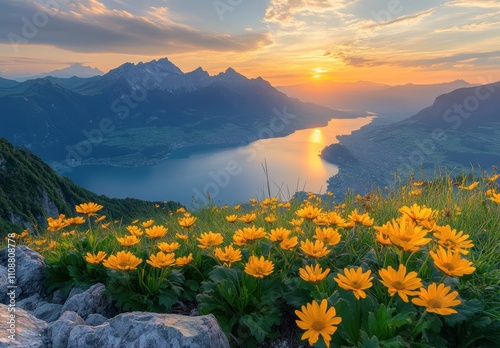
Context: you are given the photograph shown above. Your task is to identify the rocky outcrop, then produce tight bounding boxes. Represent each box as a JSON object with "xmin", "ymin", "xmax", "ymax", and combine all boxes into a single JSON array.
[{"xmin": 0, "ymin": 246, "xmax": 230, "ymax": 348}]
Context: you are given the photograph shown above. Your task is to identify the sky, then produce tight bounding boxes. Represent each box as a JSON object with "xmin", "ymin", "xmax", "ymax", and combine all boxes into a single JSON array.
[{"xmin": 0, "ymin": 0, "xmax": 499, "ymax": 85}]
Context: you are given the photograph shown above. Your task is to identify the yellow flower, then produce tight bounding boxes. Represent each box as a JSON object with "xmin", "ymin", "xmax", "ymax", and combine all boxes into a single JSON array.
[
  {"xmin": 334, "ymin": 267, "xmax": 373, "ymax": 300},
  {"xmin": 233, "ymin": 204, "xmax": 241, "ymax": 210},
  {"xmin": 410, "ymin": 189, "xmax": 422, "ymax": 196},
  {"xmin": 116, "ymin": 235, "xmax": 140, "ymax": 247},
  {"xmin": 215, "ymin": 245, "xmax": 242, "ymax": 266},
  {"xmin": 131, "ymin": 219, "xmax": 139, "ymax": 224},
  {"xmin": 85, "ymin": 251, "xmax": 107, "ymax": 264},
  {"xmin": 157, "ymin": 242, "xmax": 180, "ymax": 253},
  {"xmin": 65, "ymin": 216, "xmax": 86, "ymax": 225},
  {"xmin": 374, "ymin": 217, "xmax": 431, "ymax": 253},
  {"xmin": 103, "ymin": 251, "xmax": 142, "ymax": 271},
  {"xmin": 75, "ymin": 202, "xmax": 103, "ymax": 217},
  {"xmin": 95, "ymin": 215, "xmax": 107, "ymax": 222},
  {"xmin": 300, "ymin": 239, "xmax": 330, "ymax": 259},
  {"xmin": 347, "ymin": 209, "xmax": 374, "ymax": 227},
  {"xmin": 126, "ymin": 225, "xmax": 143, "ymax": 237},
  {"xmin": 299, "ymin": 264, "xmax": 330, "ymax": 283},
  {"xmin": 413, "ymin": 180, "xmax": 424, "ymax": 187},
  {"xmin": 268, "ymin": 227, "xmax": 291, "ymax": 242},
  {"xmin": 141, "ymin": 219, "xmax": 154, "ymax": 228},
  {"xmin": 146, "ymin": 251, "xmax": 176, "ymax": 268},
  {"xmin": 313, "ymin": 213, "xmax": 329, "ymax": 226},
  {"xmin": 226, "ymin": 214, "xmax": 238, "ymax": 223},
  {"xmin": 47, "ymin": 214, "xmax": 69, "ymax": 232},
  {"xmin": 197, "ymin": 231, "xmax": 224, "ymax": 249},
  {"xmin": 179, "ymin": 216, "xmax": 197, "ymax": 228},
  {"xmin": 433, "ymin": 225, "xmax": 474, "ymax": 255},
  {"xmin": 489, "ymin": 192, "xmax": 500, "ymax": 204},
  {"xmin": 175, "ymin": 253, "xmax": 193, "ymax": 266},
  {"xmin": 295, "ymin": 206, "xmax": 322, "ymax": 220},
  {"xmin": 458, "ymin": 181, "xmax": 479, "ymax": 190},
  {"xmin": 176, "ymin": 207, "xmax": 187, "ymax": 214},
  {"xmin": 485, "ymin": 173, "xmax": 500, "ymax": 182},
  {"xmin": 327, "ymin": 191, "xmax": 334, "ymax": 196},
  {"xmin": 430, "ymin": 247, "xmax": 475, "ymax": 277},
  {"xmin": 378, "ymin": 264, "xmax": 422, "ymax": 302},
  {"xmin": 327, "ymin": 212, "xmax": 348, "ymax": 227},
  {"xmin": 48, "ymin": 241, "xmax": 58, "ymax": 249},
  {"xmin": 280, "ymin": 237, "xmax": 298, "ymax": 250},
  {"xmin": 176, "ymin": 233, "xmax": 189, "ymax": 241},
  {"xmin": 411, "ymin": 283, "xmax": 461, "ymax": 315},
  {"xmin": 34, "ymin": 239, "xmax": 46, "ymax": 246},
  {"xmin": 244, "ymin": 256, "xmax": 274, "ymax": 278},
  {"xmin": 233, "ymin": 226, "xmax": 266, "ymax": 245},
  {"xmin": 265, "ymin": 214, "xmax": 277, "ymax": 223},
  {"xmin": 101, "ymin": 222, "xmax": 111, "ymax": 229},
  {"xmin": 399, "ymin": 204, "xmax": 438, "ymax": 226},
  {"xmin": 290, "ymin": 218, "xmax": 304, "ymax": 227},
  {"xmin": 145, "ymin": 225, "xmax": 168, "ymax": 239},
  {"xmin": 239, "ymin": 213, "xmax": 257, "ymax": 223},
  {"xmin": 314, "ymin": 227, "xmax": 341, "ymax": 246},
  {"xmin": 295, "ymin": 299, "xmax": 342, "ymax": 348}
]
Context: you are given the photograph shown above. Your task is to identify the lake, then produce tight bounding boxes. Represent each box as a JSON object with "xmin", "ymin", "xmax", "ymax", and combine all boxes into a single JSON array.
[{"xmin": 63, "ymin": 116, "xmax": 374, "ymax": 207}]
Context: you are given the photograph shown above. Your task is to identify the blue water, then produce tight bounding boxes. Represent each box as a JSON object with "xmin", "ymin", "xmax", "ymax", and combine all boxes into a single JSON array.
[{"xmin": 63, "ymin": 117, "xmax": 373, "ymax": 207}]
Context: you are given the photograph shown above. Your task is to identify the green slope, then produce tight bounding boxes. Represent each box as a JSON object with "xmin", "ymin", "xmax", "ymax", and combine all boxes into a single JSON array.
[{"xmin": 0, "ymin": 138, "xmax": 182, "ymax": 237}]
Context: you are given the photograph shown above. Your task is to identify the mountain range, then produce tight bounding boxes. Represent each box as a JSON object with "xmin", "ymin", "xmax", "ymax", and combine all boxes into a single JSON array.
[
  {"xmin": 0, "ymin": 58, "xmax": 349, "ymax": 169},
  {"xmin": 12, "ymin": 63, "xmax": 104, "ymax": 81},
  {"xmin": 323, "ymin": 81, "xmax": 500, "ymax": 195},
  {"xmin": 278, "ymin": 80, "xmax": 474, "ymax": 118}
]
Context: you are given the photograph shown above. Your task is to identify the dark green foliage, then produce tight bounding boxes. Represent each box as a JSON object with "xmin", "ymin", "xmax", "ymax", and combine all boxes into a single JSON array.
[{"xmin": 0, "ymin": 138, "xmax": 182, "ymax": 238}]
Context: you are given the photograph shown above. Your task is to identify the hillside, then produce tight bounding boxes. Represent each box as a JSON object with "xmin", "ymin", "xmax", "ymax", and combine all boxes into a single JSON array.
[
  {"xmin": 324, "ymin": 81, "xmax": 500, "ymax": 196},
  {"xmin": 0, "ymin": 58, "xmax": 351, "ymax": 168},
  {"xmin": 0, "ymin": 138, "xmax": 181, "ymax": 236}
]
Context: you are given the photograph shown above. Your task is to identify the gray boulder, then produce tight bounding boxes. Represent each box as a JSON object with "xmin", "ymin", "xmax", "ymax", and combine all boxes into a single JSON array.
[
  {"xmin": 85, "ymin": 313, "xmax": 107, "ymax": 326},
  {"xmin": 0, "ymin": 303, "xmax": 48, "ymax": 348},
  {"xmin": 66, "ymin": 312, "xmax": 230, "ymax": 348},
  {"xmin": 0, "ymin": 246, "xmax": 46, "ymax": 300},
  {"xmin": 34, "ymin": 302, "xmax": 63, "ymax": 323},
  {"xmin": 47, "ymin": 311, "xmax": 85, "ymax": 348},
  {"xmin": 61, "ymin": 283, "xmax": 115, "ymax": 320}
]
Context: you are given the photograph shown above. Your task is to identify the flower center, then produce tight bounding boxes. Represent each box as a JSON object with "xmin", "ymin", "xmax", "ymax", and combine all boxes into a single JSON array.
[
  {"xmin": 392, "ymin": 281, "xmax": 405, "ymax": 290},
  {"xmin": 351, "ymin": 281, "xmax": 360, "ymax": 289},
  {"xmin": 442, "ymin": 262, "xmax": 455, "ymax": 271},
  {"xmin": 311, "ymin": 320, "xmax": 325, "ymax": 332},
  {"xmin": 427, "ymin": 299, "xmax": 442, "ymax": 308},
  {"xmin": 255, "ymin": 267, "xmax": 263, "ymax": 274}
]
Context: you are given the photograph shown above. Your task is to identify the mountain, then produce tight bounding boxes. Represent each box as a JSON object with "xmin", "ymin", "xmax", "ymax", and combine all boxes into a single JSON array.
[
  {"xmin": 0, "ymin": 77, "xmax": 19, "ymax": 88},
  {"xmin": 0, "ymin": 138, "xmax": 181, "ymax": 236},
  {"xmin": 278, "ymin": 80, "xmax": 474, "ymax": 118},
  {"xmin": 22, "ymin": 63, "xmax": 104, "ymax": 80},
  {"xmin": 323, "ymin": 81, "xmax": 500, "ymax": 196},
  {"xmin": 0, "ymin": 58, "xmax": 352, "ymax": 168}
]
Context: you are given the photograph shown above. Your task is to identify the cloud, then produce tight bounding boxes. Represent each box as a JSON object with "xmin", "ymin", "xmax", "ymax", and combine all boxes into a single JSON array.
[
  {"xmin": 0, "ymin": 0, "xmax": 272, "ymax": 54},
  {"xmin": 264, "ymin": 0, "xmax": 346, "ymax": 24},
  {"xmin": 446, "ymin": 0, "xmax": 500, "ymax": 9},
  {"xmin": 362, "ymin": 9, "xmax": 435, "ymax": 30},
  {"xmin": 399, "ymin": 51, "xmax": 500, "ymax": 68},
  {"xmin": 435, "ymin": 21, "xmax": 500, "ymax": 33}
]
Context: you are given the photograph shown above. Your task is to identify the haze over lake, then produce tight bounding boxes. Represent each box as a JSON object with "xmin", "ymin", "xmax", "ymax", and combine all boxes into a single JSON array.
[{"xmin": 63, "ymin": 116, "xmax": 373, "ymax": 206}]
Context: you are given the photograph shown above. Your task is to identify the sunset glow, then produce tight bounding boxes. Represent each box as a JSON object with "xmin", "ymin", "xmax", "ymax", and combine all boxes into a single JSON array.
[{"xmin": 0, "ymin": 1, "xmax": 499, "ymax": 85}]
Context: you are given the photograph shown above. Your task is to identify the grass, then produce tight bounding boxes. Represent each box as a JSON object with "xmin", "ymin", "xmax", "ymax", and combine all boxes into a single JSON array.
[{"xmin": 5, "ymin": 169, "xmax": 500, "ymax": 347}]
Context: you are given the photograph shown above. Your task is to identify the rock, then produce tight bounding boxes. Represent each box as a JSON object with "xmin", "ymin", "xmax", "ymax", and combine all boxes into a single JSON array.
[
  {"xmin": 85, "ymin": 313, "xmax": 107, "ymax": 326},
  {"xmin": 51, "ymin": 289, "xmax": 66, "ymax": 305},
  {"xmin": 0, "ymin": 246, "xmax": 46, "ymax": 300},
  {"xmin": 67, "ymin": 312, "xmax": 230, "ymax": 348},
  {"xmin": 67, "ymin": 287, "xmax": 84, "ymax": 300},
  {"xmin": 33, "ymin": 302, "xmax": 63, "ymax": 323},
  {"xmin": 61, "ymin": 283, "xmax": 115, "ymax": 320},
  {"xmin": 0, "ymin": 265, "xmax": 9, "ymax": 304},
  {"xmin": 47, "ymin": 311, "xmax": 85, "ymax": 348},
  {"xmin": 17, "ymin": 294, "xmax": 44, "ymax": 312},
  {"xmin": 0, "ymin": 303, "xmax": 48, "ymax": 348}
]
